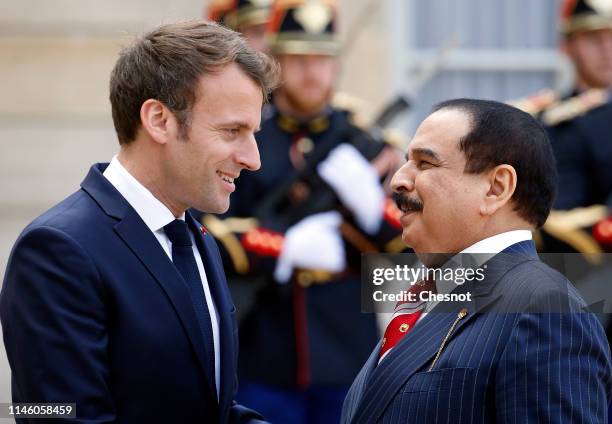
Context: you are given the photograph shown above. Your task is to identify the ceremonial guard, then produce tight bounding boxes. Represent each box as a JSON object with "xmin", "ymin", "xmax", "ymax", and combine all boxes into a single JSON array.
[
  {"xmin": 510, "ymin": 6, "xmax": 612, "ymax": 400},
  {"xmin": 201, "ymin": 0, "xmax": 404, "ymax": 422},
  {"xmin": 508, "ymin": 0, "xmax": 612, "ymax": 255},
  {"xmin": 206, "ymin": 0, "xmax": 272, "ymax": 52}
]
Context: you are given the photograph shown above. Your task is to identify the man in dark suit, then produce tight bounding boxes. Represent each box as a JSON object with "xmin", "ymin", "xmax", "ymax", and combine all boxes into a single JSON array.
[
  {"xmin": 0, "ymin": 21, "xmax": 278, "ymax": 423},
  {"xmin": 341, "ymin": 99, "xmax": 612, "ymax": 423}
]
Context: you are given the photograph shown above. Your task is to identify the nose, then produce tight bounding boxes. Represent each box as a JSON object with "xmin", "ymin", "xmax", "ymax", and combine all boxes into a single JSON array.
[
  {"xmin": 390, "ymin": 161, "xmax": 415, "ymax": 194},
  {"xmin": 237, "ymin": 134, "xmax": 261, "ymax": 171}
]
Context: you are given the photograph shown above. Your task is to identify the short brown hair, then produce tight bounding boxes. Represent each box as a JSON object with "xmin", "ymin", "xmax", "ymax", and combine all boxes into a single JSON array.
[{"xmin": 109, "ymin": 21, "xmax": 279, "ymax": 144}]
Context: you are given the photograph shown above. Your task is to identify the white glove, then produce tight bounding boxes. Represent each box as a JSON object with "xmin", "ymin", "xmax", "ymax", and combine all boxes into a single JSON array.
[
  {"xmin": 317, "ymin": 143, "xmax": 384, "ymax": 234},
  {"xmin": 274, "ymin": 211, "xmax": 346, "ymax": 283}
]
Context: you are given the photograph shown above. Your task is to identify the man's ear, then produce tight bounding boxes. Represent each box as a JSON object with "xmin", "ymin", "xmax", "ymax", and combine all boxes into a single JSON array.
[
  {"xmin": 480, "ymin": 165, "xmax": 517, "ymax": 216},
  {"xmin": 139, "ymin": 99, "xmax": 179, "ymax": 145}
]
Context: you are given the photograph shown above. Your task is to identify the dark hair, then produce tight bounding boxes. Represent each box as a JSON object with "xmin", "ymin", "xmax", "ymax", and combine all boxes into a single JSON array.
[
  {"xmin": 109, "ymin": 21, "xmax": 279, "ymax": 144},
  {"xmin": 432, "ymin": 98, "xmax": 557, "ymax": 228}
]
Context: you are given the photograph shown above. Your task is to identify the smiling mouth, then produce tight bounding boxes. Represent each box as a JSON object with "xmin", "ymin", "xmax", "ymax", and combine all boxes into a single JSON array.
[{"xmin": 216, "ymin": 171, "xmax": 237, "ymax": 184}]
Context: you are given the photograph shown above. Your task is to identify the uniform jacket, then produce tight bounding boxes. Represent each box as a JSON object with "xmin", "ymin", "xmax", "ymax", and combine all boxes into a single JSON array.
[{"xmin": 548, "ymin": 100, "xmax": 612, "ymax": 210}]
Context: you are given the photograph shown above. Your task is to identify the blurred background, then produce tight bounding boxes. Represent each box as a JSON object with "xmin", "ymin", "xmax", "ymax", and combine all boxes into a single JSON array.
[{"xmin": 0, "ymin": 0, "xmax": 570, "ymax": 416}]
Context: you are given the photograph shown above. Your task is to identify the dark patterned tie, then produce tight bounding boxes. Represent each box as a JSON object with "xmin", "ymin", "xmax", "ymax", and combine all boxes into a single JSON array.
[{"xmin": 164, "ymin": 219, "xmax": 216, "ymax": 392}]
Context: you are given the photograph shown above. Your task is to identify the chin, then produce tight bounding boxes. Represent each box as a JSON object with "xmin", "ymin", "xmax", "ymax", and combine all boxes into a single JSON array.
[
  {"xmin": 304, "ymin": 98, "xmax": 326, "ymax": 111},
  {"xmin": 401, "ymin": 233, "xmax": 413, "ymax": 248},
  {"xmin": 401, "ymin": 226, "xmax": 419, "ymax": 248},
  {"xmin": 195, "ymin": 198, "xmax": 230, "ymax": 215},
  {"xmin": 210, "ymin": 201, "xmax": 230, "ymax": 215}
]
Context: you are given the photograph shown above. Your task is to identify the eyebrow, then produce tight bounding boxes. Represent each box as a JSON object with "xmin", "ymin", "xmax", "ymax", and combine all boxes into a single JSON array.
[
  {"xmin": 406, "ymin": 147, "xmax": 441, "ymax": 162},
  {"xmin": 220, "ymin": 121, "xmax": 260, "ymax": 132}
]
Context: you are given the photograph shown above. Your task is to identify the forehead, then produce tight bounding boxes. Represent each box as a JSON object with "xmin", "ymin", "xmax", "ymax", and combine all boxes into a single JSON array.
[
  {"xmin": 187, "ymin": 64, "xmax": 263, "ymax": 132},
  {"xmin": 193, "ymin": 63, "xmax": 263, "ymax": 116},
  {"xmin": 196, "ymin": 63, "xmax": 262, "ymax": 100},
  {"xmin": 408, "ymin": 108, "xmax": 471, "ymax": 158}
]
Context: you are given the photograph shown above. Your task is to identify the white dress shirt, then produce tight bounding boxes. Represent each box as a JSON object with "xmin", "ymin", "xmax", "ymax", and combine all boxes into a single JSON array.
[{"xmin": 103, "ymin": 156, "xmax": 220, "ymax": 396}]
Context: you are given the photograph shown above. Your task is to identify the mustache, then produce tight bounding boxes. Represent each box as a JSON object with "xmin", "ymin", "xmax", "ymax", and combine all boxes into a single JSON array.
[{"xmin": 392, "ymin": 192, "xmax": 423, "ymax": 213}]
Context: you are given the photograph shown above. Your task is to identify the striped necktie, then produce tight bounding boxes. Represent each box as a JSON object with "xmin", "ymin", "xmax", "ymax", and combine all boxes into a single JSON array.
[{"xmin": 378, "ymin": 278, "xmax": 436, "ymax": 362}]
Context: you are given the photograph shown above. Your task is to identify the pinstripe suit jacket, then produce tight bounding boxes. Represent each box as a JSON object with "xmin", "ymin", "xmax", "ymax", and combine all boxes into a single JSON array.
[{"xmin": 342, "ymin": 241, "xmax": 612, "ymax": 423}]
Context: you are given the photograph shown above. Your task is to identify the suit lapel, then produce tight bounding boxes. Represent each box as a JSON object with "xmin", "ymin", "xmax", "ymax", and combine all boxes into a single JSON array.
[
  {"xmin": 351, "ymin": 241, "xmax": 539, "ymax": 423},
  {"xmin": 81, "ymin": 164, "xmax": 219, "ymax": 405},
  {"xmin": 188, "ymin": 213, "xmax": 236, "ymax": 423}
]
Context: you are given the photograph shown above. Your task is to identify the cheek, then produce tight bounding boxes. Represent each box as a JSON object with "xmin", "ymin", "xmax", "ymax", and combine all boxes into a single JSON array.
[
  {"xmin": 308, "ymin": 68, "xmax": 334, "ymax": 91},
  {"xmin": 417, "ymin": 176, "xmax": 475, "ymax": 223},
  {"xmin": 282, "ymin": 66, "xmax": 304, "ymax": 89},
  {"xmin": 415, "ymin": 173, "xmax": 447, "ymax": 205},
  {"xmin": 322, "ymin": 66, "xmax": 336, "ymax": 86},
  {"xmin": 576, "ymin": 44, "xmax": 599, "ymax": 67}
]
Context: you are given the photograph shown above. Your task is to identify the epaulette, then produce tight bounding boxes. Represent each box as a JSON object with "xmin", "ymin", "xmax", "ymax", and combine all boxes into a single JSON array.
[
  {"xmin": 332, "ymin": 91, "xmax": 370, "ymax": 129},
  {"xmin": 332, "ymin": 91, "xmax": 368, "ymax": 114},
  {"xmin": 506, "ymin": 89, "xmax": 559, "ymax": 116},
  {"xmin": 541, "ymin": 88, "xmax": 609, "ymax": 126},
  {"xmin": 332, "ymin": 92, "xmax": 407, "ymax": 149},
  {"xmin": 201, "ymin": 215, "xmax": 258, "ymax": 275},
  {"xmin": 380, "ymin": 128, "xmax": 406, "ymax": 149},
  {"xmin": 542, "ymin": 204, "xmax": 609, "ymax": 264}
]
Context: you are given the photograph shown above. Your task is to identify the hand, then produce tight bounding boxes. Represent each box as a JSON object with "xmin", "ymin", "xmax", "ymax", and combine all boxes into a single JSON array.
[
  {"xmin": 274, "ymin": 211, "xmax": 346, "ymax": 283},
  {"xmin": 317, "ymin": 143, "xmax": 384, "ymax": 234}
]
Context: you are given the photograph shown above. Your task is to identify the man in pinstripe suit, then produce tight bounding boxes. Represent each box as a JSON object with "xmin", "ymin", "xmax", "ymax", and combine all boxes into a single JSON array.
[{"xmin": 341, "ymin": 99, "xmax": 612, "ymax": 423}]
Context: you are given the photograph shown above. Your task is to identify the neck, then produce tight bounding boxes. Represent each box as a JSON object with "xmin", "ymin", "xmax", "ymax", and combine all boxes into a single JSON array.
[
  {"xmin": 117, "ymin": 145, "xmax": 186, "ymax": 218},
  {"xmin": 468, "ymin": 217, "xmax": 533, "ymax": 249}
]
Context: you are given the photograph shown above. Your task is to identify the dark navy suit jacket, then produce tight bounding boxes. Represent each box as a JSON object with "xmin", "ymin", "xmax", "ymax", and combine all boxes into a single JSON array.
[
  {"xmin": 0, "ymin": 164, "xmax": 265, "ymax": 423},
  {"xmin": 341, "ymin": 241, "xmax": 612, "ymax": 423}
]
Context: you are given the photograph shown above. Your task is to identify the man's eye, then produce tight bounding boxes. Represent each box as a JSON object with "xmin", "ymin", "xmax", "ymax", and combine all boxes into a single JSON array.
[
  {"xmin": 225, "ymin": 128, "xmax": 240, "ymax": 136},
  {"xmin": 417, "ymin": 160, "xmax": 434, "ymax": 169}
]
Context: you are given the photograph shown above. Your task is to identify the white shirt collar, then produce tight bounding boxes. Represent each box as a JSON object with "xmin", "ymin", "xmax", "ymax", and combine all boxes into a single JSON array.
[
  {"xmin": 425, "ymin": 230, "xmax": 533, "ymax": 306},
  {"xmin": 460, "ymin": 230, "xmax": 533, "ymax": 255},
  {"xmin": 103, "ymin": 155, "xmax": 184, "ymax": 232}
]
